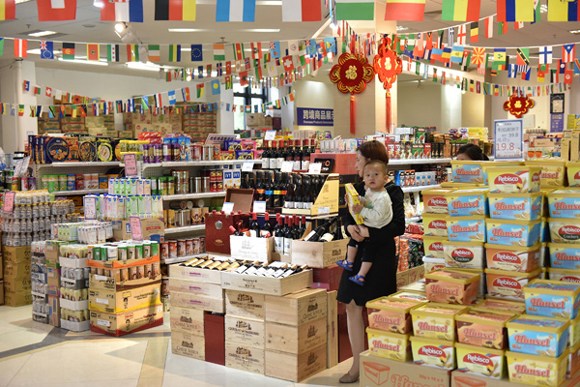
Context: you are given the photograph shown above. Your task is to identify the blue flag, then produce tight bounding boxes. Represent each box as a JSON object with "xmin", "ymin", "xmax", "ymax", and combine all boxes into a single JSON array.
[
  {"xmin": 210, "ymin": 79, "xmax": 221, "ymax": 95},
  {"xmin": 191, "ymin": 44, "xmax": 203, "ymax": 61}
]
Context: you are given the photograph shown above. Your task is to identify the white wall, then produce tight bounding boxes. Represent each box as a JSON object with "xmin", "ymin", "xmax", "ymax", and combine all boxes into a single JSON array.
[
  {"xmin": 293, "ymin": 78, "xmax": 335, "ymax": 132},
  {"xmin": 398, "ymin": 81, "xmax": 442, "ymax": 128}
]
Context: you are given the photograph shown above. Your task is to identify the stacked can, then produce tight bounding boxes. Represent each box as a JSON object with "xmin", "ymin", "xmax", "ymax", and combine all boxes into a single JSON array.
[
  {"xmin": 160, "ymin": 237, "xmax": 206, "ymax": 262},
  {"xmin": 172, "ymin": 170, "xmax": 190, "ymax": 194}
]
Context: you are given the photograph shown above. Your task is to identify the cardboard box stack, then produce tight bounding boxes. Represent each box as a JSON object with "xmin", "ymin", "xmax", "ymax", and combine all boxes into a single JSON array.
[
  {"xmin": 88, "ymin": 240, "xmax": 163, "ymax": 336},
  {"xmin": 31, "ymin": 241, "xmax": 51, "ymax": 324},
  {"xmin": 180, "ymin": 103, "xmax": 215, "ymax": 140},
  {"xmin": 59, "ymin": 243, "xmax": 91, "ymax": 331},
  {"xmin": 3, "ymin": 246, "xmax": 32, "ymax": 307},
  {"xmin": 44, "ymin": 240, "xmax": 67, "ymax": 326}
]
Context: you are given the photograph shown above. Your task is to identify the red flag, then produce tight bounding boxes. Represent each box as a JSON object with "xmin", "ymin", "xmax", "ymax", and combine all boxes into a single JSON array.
[
  {"xmin": 282, "ymin": 55, "xmax": 294, "ymax": 72},
  {"xmin": 565, "ymin": 70, "xmax": 574, "ymax": 85},
  {"xmin": 87, "ymin": 44, "xmax": 100, "ymax": 61},
  {"xmin": 1, "ymin": 0, "xmax": 15, "ymax": 20},
  {"xmin": 251, "ymin": 42, "xmax": 262, "ymax": 60},
  {"xmin": 36, "ymin": 0, "xmax": 77, "ymax": 21},
  {"xmin": 14, "ymin": 39, "xmax": 28, "ymax": 58}
]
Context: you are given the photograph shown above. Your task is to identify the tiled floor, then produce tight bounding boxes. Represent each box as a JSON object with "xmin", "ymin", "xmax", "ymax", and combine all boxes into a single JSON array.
[{"xmin": 0, "ymin": 305, "xmax": 354, "ymax": 387}]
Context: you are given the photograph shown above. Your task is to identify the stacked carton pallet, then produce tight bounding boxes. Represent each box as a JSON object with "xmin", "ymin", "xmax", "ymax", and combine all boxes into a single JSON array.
[{"xmin": 3, "ymin": 246, "xmax": 32, "ymax": 307}]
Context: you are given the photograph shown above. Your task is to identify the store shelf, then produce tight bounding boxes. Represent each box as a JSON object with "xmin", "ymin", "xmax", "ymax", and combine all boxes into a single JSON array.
[
  {"xmin": 37, "ymin": 161, "xmax": 121, "ymax": 169},
  {"xmin": 143, "ymin": 160, "xmax": 262, "ymax": 169},
  {"xmin": 164, "ymin": 224, "xmax": 205, "ymax": 235},
  {"xmin": 162, "ymin": 191, "xmax": 226, "ymax": 201},
  {"xmin": 401, "ymin": 184, "xmax": 441, "ymax": 193},
  {"xmin": 389, "ymin": 158, "xmax": 451, "ymax": 166},
  {"xmin": 51, "ymin": 189, "xmax": 107, "ymax": 196},
  {"xmin": 162, "ymin": 253, "xmax": 208, "ymax": 265},
  {"xmin": 406, "ymin": 216, "xmax": 422, "ymax": 223}
]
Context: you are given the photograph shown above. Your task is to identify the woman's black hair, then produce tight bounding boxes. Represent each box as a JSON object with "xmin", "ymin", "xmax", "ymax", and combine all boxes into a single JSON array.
[{"xmin": 457, "ymin": 143, "xmax": 489, "ymax": 161}]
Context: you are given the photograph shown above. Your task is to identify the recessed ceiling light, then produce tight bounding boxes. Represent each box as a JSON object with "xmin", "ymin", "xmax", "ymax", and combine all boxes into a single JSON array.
[
  {"xmin": 27, "ymin": 49, "xmax": 62, "ymax": 55},
  {"xmin": 396, "ymin": 26, "xmax": 409, "ymax": 32},
  {"xmin": 243, "ymin": 29, "xmax": 281, "ymax": 33},
  {"xmin": 168, "ymin": 28, "xmax": 208, "ymax": 32},
  {"xmin": 28, "ymin": 30, "xmax": 58, "ymax": 37},
  {"xmin": 15, "ymin": 0, "xmax": 33, "ymax": 4},
  {"xmin": 57, "ymin": 58, "xmax": 109, "ymax": 66},
  {"xmin": 571, "ymin": 29, "xmax": 580, "ymax": 34}
]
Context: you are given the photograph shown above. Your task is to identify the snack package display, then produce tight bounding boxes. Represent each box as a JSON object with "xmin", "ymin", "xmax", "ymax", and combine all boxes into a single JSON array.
[
  {"xmin": 422, "ymin": 256, "xmax": 446, "ymax": 274},
  {"xmin": 488, "ymin": 193, "xmax": 542, "ymax": 221},
  {"xmin": 524, "ymin": 279, "xmax": 580, "ymax": 319},
  {"xmin": 456, "ymin": 308, "xmax": 515, "ymax": 350},
  {"xmin": 485, "ymin": 243, "xmax": 542, "ymax": 272},
  {"xmin": 410, "ymin": 302, "xmax": 468, "ymax": 341},
  {"xmin": 443, "ymin": 241, "xmax": 485, "ymax": 270},
  {"xmin": 485, "ymin": 269, "xmax": 541, "ymax": 301},
  {"xmin": 451, "ymin": 161, "xmax": 487, "ymax": 184},
  {"xmin": 455, "ymin": 342, "xmax": 505, "ymax": 379},
  {"xmin": 409, "ymin": 336, "xmax": 456, "ymax": 370},
  {"xmin": 446, "ymin": 188, "xmax": 488, "ymax": 217},
  {"xmin": 365, "ymin": 296, "xmax": 425, "ymax": 334},
  {"xmin": 473, "ymin": 298, "xmax": 527, "ymax": 314},
  {"xmin": 422, "ymin": 188, "xmax": 453, "ymax": 214},
  {"xmin": 506, "ymin": 351, "xmax": 568, "ymax": 387},
  {"xmin": 422, "ymin": 213, "xmax": 448, "ymax": 237},
  {"xmin": 548, "ymin": 243, "xmax": 580, "ymax": 270},
  {"xmin": 567, "ymin": 162, "xmax": 580, "ymax": 187},
  {"xmin": 486, "ymin": 219, "xmax": 542, "ymax": 247},
  {"xmin": 366, "ymin": 328, "xmax": 410, "ymax": 362},
  {"xmin": 422, "ymin": 236, "xmax": 446, "ymax": 258},
  {"xmin": 548, "ymin": 218, "xmax": 580, "ymax": 244},
  {"xmin": 388, "ymin": 291, "xmax": 428, "ymax": 303},
  {"xmin": 425, "ymin": 269, "xmax": 480, "ymax": 305},
  {"xmin": 507, "ymin": 315, "xmax": 570, "ymax": 357},
  {"xmin": 487, "ymin": 166, "xmax": 541, "ymax": 194},
  {"xmin": 447, "ymin": 216, "xmax": 486, "ymax": 242},
  {"xmin": 344, "ymin": 183, "xmax": 364, "ymax": 225},
  {"xmin": 547, "ymin": 189, "xmax": 580, "ymax": 219},
  {"xmin": 525, "ymin": 160, "xmax": 567, "ymax": 188},
  {"xmin": 548, "ymin": 268, "xmax": 580, "ymax": 283}
]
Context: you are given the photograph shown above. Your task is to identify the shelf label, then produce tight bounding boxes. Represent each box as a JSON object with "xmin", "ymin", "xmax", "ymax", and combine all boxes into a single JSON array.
[
  {"xmin": 83, "ymin": 196, "xmax": 97, "ymax": 220},
  {"xmin": 493, "ymin": 119, "xmax": 523, "ymax": 160},
  {"xmin": 124, "ymin": 153, "xmax": 138, "ymax": 177},
  {"xmin": 3, "ymin": 192, "xmax": 15, "ymax": 213},
  {"xmin": 264, "ymin": 130, "xmax": 276, "ymax": 140},
  {"xmin": 308, "ymin": 162, "xmax": 322, "ymax": 174},
  {"xmin": 281, "ymin": 161, "xmax": 294, "ymax": 173},
  {"xmin": 242, "ymin": 162, "xmax": 254, "ymax": 172},
  {"xmin": 253, "ymin": 201, "xmax": 267, "ymax": 214},
  {"xmin": 317, "ymin": 206, "xmax": 330, "ymax": 215},
  {"xmin": 130, "ymin": 216, "xmax": 143, "ymax": 241},
  {"xmin": 222, "ymin": 202, "xmax": 235, "ymax": 215}
]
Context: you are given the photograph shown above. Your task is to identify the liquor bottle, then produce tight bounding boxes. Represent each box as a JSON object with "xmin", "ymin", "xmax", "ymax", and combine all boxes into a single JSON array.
[
  {"xmin": 286, "ymin": 141, "xmax": 295, "ymax": 163},
  {"xmin": 255, "ymin": 171, "xmax": 265, "ymax": 202},
  {"xmin": 304, "ymin": 217, "xmax": 338, "ymax": 242},
  {"xmin": 198, "ymin": 259, "xmax": 215, "ymax": 269},
  {"xmin": 292, "ymin": 215, "xmax": 302, "ymax": 240},
  {"xmin": 272, "ymin": 263, "xmax": 290, "ymax": 278},
  {"xmin": 272, "ymin": 171, "xmax": 282, "ymax": 208},
  {"xmin": 264, "ymin": 171, "xmax": 274, "ymax": 209},
  {"xmin": 273, "ymin": 214, "xmax": 284, "ymax": 254},
  {"xmin": 249, "ymin": 213, "xmax": 260, "ymax": 238},
  {"xmin": 264, "ymin": 262, "xmax": 282, "ymax": 277},
  {"xmin": 280, "ymin": 264, "xmax": 303, "ymax": 278},
  {"xmin": 293, "ymin": 140, "xmax": 302, "ymax": 171},
  {"xmin": 283, "ymin": 174, "xmax": 295, "ymax": 209},
  {"xmin": 206, "ymin": 260, "xmax": 223, "ymax": 270},
  {"xmin": 276, "ymin": 140, "xmax": 285, "ymax": 170},
  {"xmin": 243, "ymin": 261, "xmax": 265, "ymax": 276},
  {"xmin": 229, "ymin": 225, "xmax": 244, "ymax": 237},
  {"xmin": 294, "ymin": 175, "xmax": 304, "ymax": 209},
  {"xmin": 184, "ymin": 257, "xmax": 203, "ymax": 267},
  {"xmin": 304, "ymin": 175, "xmax": 314, "ymax": 209},
  {"xmin": 234, "ymin": 260, "xmax": 253, "ymax": 274},
  {"xmin": 225, "ymin": 261, "xmax": 240, "ymax": 271},
  {"xmin": 299, "ymin": 216, "xmax": 307, "ymax": 240},
  {"xmin": 260, "ymin": 212, "xmax": 272, "ymax": 238},
  {"xmin": 283, "ymin": 216, "xmax": 294, "ymax": 255},
  {"xmin": 279, "ymin": 173, "xmax": 288, "ymax": 208},
  {"xmin": 261, "ymin": 141, "xmax": 270, "ymax": 169},
  {"xmin": 301, "ymin": 139, "xmax": 311, "ymax": 171},
  {"xmin": 333, "ymin": 217, "xmax": 344, "ymax": 240}
]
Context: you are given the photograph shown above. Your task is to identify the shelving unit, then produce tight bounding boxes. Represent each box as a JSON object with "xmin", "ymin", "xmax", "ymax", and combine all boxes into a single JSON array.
[
  {"xmin": 162, "ymin": 192, "xmax": 226, "ymax": 201},
  {"xmin": 36, "ymin": 161, "xmax": 121, "ymax": 169},
  {"xmin": 389, "ymin": 158, "xmax": 451, "ymax": 166},
  {"xmin": 402, "ymin": 184, "xmax": 441, "ymax": 193},
  {"xmin": 163, "ymin": 224, "xmax": 206, "ymax": 235},
  {"xmin": 141, "ymin": 159, "xmax": 262, "ymax": 171},
  {"xmin": 52, "ymin": 189, "xmax": 108, "ymax": 196}
]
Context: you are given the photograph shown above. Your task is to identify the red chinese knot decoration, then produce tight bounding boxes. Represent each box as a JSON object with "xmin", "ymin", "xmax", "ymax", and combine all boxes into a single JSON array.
[
  {"xmin": 503, "ymin": 93, "xmax": 535, "ymax": 118},
  {"xmin": 373, "ymin": 36, "xmax": 402, "ymax": 91}
]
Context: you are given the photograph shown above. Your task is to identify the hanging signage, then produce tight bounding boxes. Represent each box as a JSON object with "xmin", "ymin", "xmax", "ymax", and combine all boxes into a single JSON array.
[
  {"xmin": 493, "ymin": 119, "xmax": 524, "ymax": 161},
  {"xmin": 297, "ymin": 107, "xmax": 334, "ymax": 127}
]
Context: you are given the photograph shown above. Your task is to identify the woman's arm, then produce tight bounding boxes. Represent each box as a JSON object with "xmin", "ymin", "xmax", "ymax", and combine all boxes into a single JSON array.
[{"xmin": 366, "ymin": 185, "xmax": 405, "ymax": 240}]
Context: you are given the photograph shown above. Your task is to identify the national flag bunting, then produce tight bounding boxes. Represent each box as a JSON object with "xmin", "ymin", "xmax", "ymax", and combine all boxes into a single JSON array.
[
  {"xmin": 87, "ymin": 43, "xmax": 100, "ymax": 61},
  {"xmin": 484, "ymin": 15, "xmax": 494, "ymax": 38},
  {"xmin": 539, "ymin": 46, "xmax": 552, "ymax": 65},
  {"xmin": 250, "ymin": 42, "xmax": 262, "ymax": 60},
  {"xmin": 441, "ymin": 0, "xmax": 481, "ymax": 22},
  {"xmin": 233, "ymin": 43, "xmax": 245, "ymax": 60},
  {"xmin": 469, "ymin": 21, "xmax": 479, "ymax": 43},
  {"xmin": 497, "ymin": 0, "xmax": 535, "ymax": 22},
  {"xmin": 101, "ymin": 0, "xmax": 143, "ymax": 22},
  {"xmin": 548, "ymin": 0, "xmax": 580, "ymax": 21},
  {"xmin": 216, "ymin": 0, "xmax": 256, "ymax": 22},
  {"xmin": 154, "ymin": 0, "xmax": 196, "ymax": 21},
  {"xmin": 40, "ymin": 41, "xmax": 54, "ymax": 60},
  {"xmin": 385, "ymin": 0, "xmax": 426, "ymax": 21},
  {"xmin": 471, "ymin": 46, "xmax": 485, "ymax": 65},
  {"xmin": 282, "ymin": 0, "xmax": 321, "ymax": 22},
  {"xmin": 14, "ymin": 39, "xmax": 28, "ymax": 58},
  {"xmin": 126, "ymin": 44, "xmax": 139, "ymax": 62},
  {"xmin": 0, "ymin": 38, "xmax": 4, "ymax": 56},
  {"xmin": 181, "ymin": 87, "xmax": 190, "ymax": 101},
  {"xmin": 62, "ymin": 42, "xmax": 75, "ymax": 59},
  {"xmin": 516, "ymin": 47, "xmax": 530, "ymax": 65},
  {"xmin": 213, "ymin": 43, "xmax": 225, "ymax": 60},
  {"xmin": 37, "ymin": 0, "xmax": 76, "ymax": 21},
  {"xmin": 282, "ymin": 55, "xmax": 294, "ymax": 72},
  {"xmin": 450, "ymin": 45, "xmax": 464, "ymax": 63},
  {"xmin": 562, "ymin": 44, "xmax": 575, "ymax": 63},
  {"xmin": 456, "ymin": 24, "xmax": 467, "ymax": 45},
  {"xmin": 196, "ymin": 83, "xmax": 204, "ymax": 98},
  {"xmin": 168, "ymin": 44, "xmax": 181, "ymax": 62},
  {"xmin": 168, "ymin": 90, "xmax": 176, "ymax": 105},
  {"xmin": 148, "ymin": 44, "xmax": 161, "ymax": 62},
  {"xmin": 107, "ymin": 44, "xmax": 120, "ymax": 62},
  {"xmin": 210, "ymin": 79, "xmax": 221, "ymax": 95},
  {"xmin": 0, "ymin": 0, "xmax": 15, "ymax": 21},
  {"xmin": 335, "ymin": 0, "xmax": 374, "ymax": 20},
  {"xmin": 191, "ymin": 44, "xmax": 203, "ymax": 61}
]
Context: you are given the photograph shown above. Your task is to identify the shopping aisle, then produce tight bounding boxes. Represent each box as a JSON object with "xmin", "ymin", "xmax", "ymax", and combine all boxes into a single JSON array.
[{"xmin": 0, "ymin": 305, "xmax": 352, "ymax": 387}]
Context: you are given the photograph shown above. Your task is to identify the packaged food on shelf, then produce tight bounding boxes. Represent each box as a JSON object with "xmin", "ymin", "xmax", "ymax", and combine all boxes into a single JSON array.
[
  {"xmin": 485, "ymin": 243, "xmax": 542, "ymax": 272},
  {"xmin": 485, "ymin": 269, "xmax": 542, "ymax": 301},
  {"xmin": 443, "ymin": 241, "xmax": 485, "ymax": 269},
  {"xmin": 366, "ymin": 328, "xmax": 410, "ymax": 361},
  {"xmin": 421, "ymin": 236, "xmax": 446, "ymax": 259},
  {"xmin": 487, "ymin": 166, "xmax": 541, "ymax": 194},
  {"xmin": 410, "ymin": 302, "xmax": 468, "ymax": 341},
  {"xmin": 388, "ymin": 291, "xmax": 428, "ymax": 302},
  {"xmin": 485, "ymin": 219, "xmax": 542, "ymax": 247},
  {"xmin": 422, "ymin": 188, "xmax": 453, "ymax": 214},
  {"xmin": 525, "ymin": 160, "xmax": 567, "ymax": 187},
  {"xmin": 571, "ymin": 314, "xmax": 580, "ymax": 347},
  {"xmin": 451, "ymin": 160, "xmax": 487, "ymax": 184},
  {"xmin": 524, "ymin": 279, "xmax": 580, "ymax": 319},
  {"xmin": 548, "ymin": 218, "xmax": 580, "ymax": 244},
  {"xmin": 567, "ymin": 162, "xmax": 580, "ymax": 187},
  {"xmin": 422, "ymin": 256, "xmax": 445, "ymax": 273},
  {"xmin": 506, "ymin": 350, "xmax": 568, "ymax": 387},
  {"xmin": 548, "ymin": 243, "xmax": 580, "ymax": 270},
  {"xmin": 456, "ymin": 308, "xmax": 515, "ymax": 350},
  {"xmin": 421, "ymin": 213, "xmax": 448, "ymax": 237},
  {"xmin": 547, "ymin": 188, "xmax": 580, "ymax": 219},
  {"xmin": 409, "ymin": 336, "xmax": 456, "ymax": 370},
  {"xmin": 455, "ymin": 342, "xmax": 505, "ymax": 379},
  {"xmin": 425, "ymin": 269, "xmax": 480, "ymax": 304},
  {"xmin": 446, "ymin": 188, "xmax": 488, "ymax": 217},
  {"xmin": 447, "ymin": 216, "xmax": 486, "ymax": 242},
  {"xmin": 488, "ymin": 192, "xmax": 542, "ymax": 221},
  {"xmin": 507, "ymin": 314, "xmax": 569, "ymax": 357},
  {"xmin": 365, "ymin": 296, "xmax": 425, "ymax": 334},
  {"xmin": 547, "ymin": 267, "xmax": 580, "ymax": 283},
  {"xmin": 474, "ymin": 298, "xmax": 526, "ymax": 314}
]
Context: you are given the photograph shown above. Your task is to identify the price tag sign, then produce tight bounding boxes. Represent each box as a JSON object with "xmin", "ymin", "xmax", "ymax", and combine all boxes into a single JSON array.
[
  {"xmin": 281, "ymin": 161, "xmax": 294, "ymax": 173},
  {"xmin": 222, "ymin": 202, "xmax": 235, "ymax": 215},
  {"xmin": 253, "ymin": 201, "xmax": 267, "ymax": 214},
  {"xmin": 493, "ymin": 119, "xmax": 523, "ymax": 160},
  {"xmin": 129, "ymin": 216, "xmax": 143, "ymax": 241},
  {"xmin": 3, "ymin": 192, "xmax": 15, "ymax": 213},
  {"xmin": 308, "ymin": 162, "xmax": 322, "ymax": 174},
  {"xmin": 242, "ymin": 162, "xmax": 254, "ymax": 172},
  {"xmin": 124, "ymin": 153, "xmax": 138, "ymax": 177},
  {"xmin": 264, "ymin": 130, "xmax": 276, "ymax": 140},
  {"xmin": 84, "ymin": 196, "xmax": 97, "ymax": 220}
]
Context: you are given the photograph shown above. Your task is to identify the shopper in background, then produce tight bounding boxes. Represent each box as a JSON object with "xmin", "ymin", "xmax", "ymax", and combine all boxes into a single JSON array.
[
  {"xmin": 455, "ymin": 143, "xmax": 490, "ymax": 161},
  {"xmin": 336, "ymin": 140, "xmax": 405, "ymax": 384}
]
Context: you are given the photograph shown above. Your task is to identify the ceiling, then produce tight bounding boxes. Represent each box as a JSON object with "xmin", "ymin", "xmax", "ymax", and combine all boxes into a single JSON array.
[{"xmin": 1, "ymin": 0, "xmax": 580, "ymax": 76}]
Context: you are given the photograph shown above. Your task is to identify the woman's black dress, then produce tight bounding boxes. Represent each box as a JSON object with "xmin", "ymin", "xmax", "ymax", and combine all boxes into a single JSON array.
[{"xmin": 336, "ymin": 181, "xmax": 406, "ymax": 306}]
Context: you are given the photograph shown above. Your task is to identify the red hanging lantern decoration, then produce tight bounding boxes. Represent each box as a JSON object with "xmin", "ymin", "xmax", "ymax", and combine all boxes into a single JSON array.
[
  {"xmin": 373, "ymin": 36, "xmax": 402, "ymax": 132},
  {"xmin": 329, "ymin": 52, "xmax": 375, "ymax": 134},
  {"xmin": 503, "ymin": 93, "xmax": 535, "ymax": 118}
]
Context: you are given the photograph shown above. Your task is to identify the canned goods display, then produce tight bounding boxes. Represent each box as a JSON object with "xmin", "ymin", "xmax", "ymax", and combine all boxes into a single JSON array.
[{"xmin": 162, "ymin": 238, "xmax": 206, "ymax": 260}]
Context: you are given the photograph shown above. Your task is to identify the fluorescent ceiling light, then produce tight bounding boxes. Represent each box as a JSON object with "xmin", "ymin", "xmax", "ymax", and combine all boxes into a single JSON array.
[
  {"xmin": 15, "ymin": 0, "xmax": 33, "ymax": 3},
  {"xmin": 396, "ymin": 26, "xmax": 409, "ymax": 32},
  {"xmin": 27, "ymin": 49, "xmax": 62, "ymax": 55},
  {"xmin": 93, "ymin": 0, "xmax": 105, "ymax": 8},
  {"xmin": 28, "ymin": 30, "xmax": 58, "ymax": 37},
  {"xmin": 57, "ymin": 58, "xmax": 109, "ymax": 66},
  {"xmin": 571, "ymin": 29, "xmax": 580, "ymax": 35},
  {"xmin": 168, "ymin": 28, "xmax": 208, "ymax": 32},
  {"xmin": 243, "ymin": 29, "xmax": 280, "ymax": 33},
  {"xmin": 126, "ymin": 61, "xmax": 161, "ymax": 72},
  {"xmin": 244, "ymin": 48, "xmax": 270, "ymax": 52}
]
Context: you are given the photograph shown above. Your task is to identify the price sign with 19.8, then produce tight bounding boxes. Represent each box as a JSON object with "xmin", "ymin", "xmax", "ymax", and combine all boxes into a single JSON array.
[{"xmin": 493, "ymin": 119, "xmax": 523, "ymax": 160}]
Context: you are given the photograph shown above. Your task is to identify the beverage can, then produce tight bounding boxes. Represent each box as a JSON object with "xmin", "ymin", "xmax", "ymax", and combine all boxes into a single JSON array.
[
  {"xmin": 177, "ymin": 239, "xmax": 186, "ymax": 257},
  {"xmin": 160, "ymin": 241, "xmax": 169, "ymax": 260},
  {"xmin": 168, "ymin": 240, "xmax": 178, "ymax": 258}
]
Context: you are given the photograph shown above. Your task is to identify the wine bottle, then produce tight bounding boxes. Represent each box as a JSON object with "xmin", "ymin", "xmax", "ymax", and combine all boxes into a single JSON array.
[
  {"xmin": 304, "ymin": 218, "xmax": 338, "ymax": 242},
  {"xmin": 292, "ymin": 215, "xmax": 302, "ymax": 240},
  {"xmin": 264, "ymin": 171, "xmax": 274, "ymax": 210},
  {"xmin": 261, "ymin": 141, "xmax": 270, "ymax": 169},
  {"xmin": 301, "ymin": 139, "xmax": 311, "ymax": 171},
  {"xmin": 272, "ymin": 263, "xmax": 289, "ymax": 278},
  {"xmin": 260, "ymin": 212, "xmax": 272, "ymax": 238},
  {"xmin": 334, "ymin": 217, "xmax": 344, "ymax": 240},
  {"xmin": 197, "ymin": 259, "xmax": 214, "ymax": 269},
  {"xmin": 299, "ymin": 216, "xmax": 307, "ymax": 240},
  {"xmin": 249, "ymin": 213, "xmax": 260, "ymax": 238},
  {"xmin": 283, "ymin": 174, "xmax": 295, "ymax": 209},
  {"xmin": 243, "ymin": 261, "xmax": 264, "ymax": 276},
  {"xmin": 283, "ymin": 216, "xmax": 294, "ymax": 255},
  {"xmin": 272, "ymin": 171, "xmax": 282, "ymax": 208},
  {"xmin": 276, "ymin": 140, "xmax": 285, "ymax": 170},
  {"xmin": 229, "ymin": 225, "xmax": 245, "ymax": 237},
  {"xmin": 293, "ymin": 140, "xmax": 302, "ymax": 171},
  {"xmin": 301, "ymin": 175, "xmax": 311, "ymax": 209},
  {"xmin": 234, "ymin": 260, "xmax": 252, "ymax": 274},
  {"xmin": 294, "ymin": 175, "xmax": 304, "ymax": 209},
  {"xmin": 273, "ymin": 214, "xmax": 284, "ymax": 254},
  {"xmin": 286, "ymin": 141, "xmax": 295, "ymax": 163},
  {"xmin": 255, "ymin": 171, "xmax": 265, "ymax": 202}
]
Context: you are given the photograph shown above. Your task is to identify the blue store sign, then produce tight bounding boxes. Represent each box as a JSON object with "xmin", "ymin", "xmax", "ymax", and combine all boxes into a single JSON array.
[{"xmin": 297, "ymin": 107, "xmax": 334, "ymax": 127}]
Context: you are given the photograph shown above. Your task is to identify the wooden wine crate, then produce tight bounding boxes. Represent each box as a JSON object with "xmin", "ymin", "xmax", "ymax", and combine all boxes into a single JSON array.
[
  {"xmin": 220, "ymin": 269, "xmax": 312, "ymax": 296},
  {"xmin": 168, "ymin": 278, "xmax": 224, "ymax": 299},
  {"xmin": 291, "ymin": 239, "xmax": 349, "ymax": 268},
  {"xmin": 264, "ymin": 344, "xmax": 327, "ymax": 382},
  {"xmin": 169, "ymin": 264, "xmax": 222, "ymax": 284},
  {"xmin": 327, "ymin": 290, "xmax": 338, "ymax": 368},
  {"xmin": 229, "ymin": 235, "xmax": 274, "ymax": 263},
  {"xmin": 265, "ymin": 288, "xmax": 327, "ymax": 326},
  {"xmin": 169, "ymin": 306, "xmax": 204, "ymax": 335},
  {"xmin": 225, "ymin": 342, "xmax": 264, "ymax": 375},
  {"xmin": 225, "ymin": 315, "xmax": 266, "ymax": 347},
  {"xmin": 169, "ymin": 291, "xmax": 224, "ymax": 314},
  {"xmin": 225, "ymin": 290, "xmax": 266, "ymax": 320},
  {"xmin": 171, "ymin": 330, "xmax": 205, "ymax": 361},
  {"xmin": 265, "ymin": 317, "xmax": 327, "ymax": 354}
]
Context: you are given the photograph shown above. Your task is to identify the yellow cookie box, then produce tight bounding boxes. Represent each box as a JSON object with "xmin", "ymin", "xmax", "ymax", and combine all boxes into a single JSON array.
[
  {"xmin": 388, "ymin": 291, "xmax": 428, "ymax": 303},
  {"xmin": 525, "ymin": 160, "xmax": 567, "ymax": 188},
  {"xmin": 410, "ymin": 302, "xmax": 468, "ymax": 341},
  {"xmin": 410, "ymin": 336, "xmax": 456, "ymax": 370},
  {"xmin": 422, "ymin": 188, "xmax": 453, "ymax": 214},
  {"xmin": 567, "ymin": 162, "xmax": 580, "ymax": 187},
  {"xmin": 456, "ymin": 342, "xmax": 506, "ymax": 379},
  {"xmin": 422, "ymin": 236, "xmax": 447, "ymax": 259},
  {"xmin": 425, "ymin": 268, "xmax": 481, "ymax": 305},
  {"xmin": 487, "ymin": 166, "xmax": 542, "ymax": 194},
  {"xmin": 366, "ymin": 328, "xmax": 410, "ymax": 362},
  {"xmin": 422, "ymin": 213, "xmax": 448, "ymax": 237},
  {"xmin": 474, "ymin": 298, "xmax": 527, "ymax": 314},
  {"xmin": 344, "ymin": 183, "xmax": 364, "ymax": 225},
  {"xmin": 548, "ymin": 218, "xmax": 580, "ymax": 244},
  {"xmin": 365, "ymin": 296, "xmax": 426, "ymax": 334},
  {"xmin": 443, "ymin": 241, "xmax": 485, "ymax": 270},
  {"xmin": 456, "ymin": 308, "xmax": 515, "ymax": 350},
  {"xmin": 506, "ymin": 351, "xmax": 569, "ymax": 387},
  {"xmin": 422, "ymin": 256, "xmax": 446, "ymax": 274},
  {"xmin": 571, "ymin": 314, "xmax": 580, "ymax": 347},
  {"xmin": 548, "ymin": 267, "xmax": 580, "ymax": 283}
]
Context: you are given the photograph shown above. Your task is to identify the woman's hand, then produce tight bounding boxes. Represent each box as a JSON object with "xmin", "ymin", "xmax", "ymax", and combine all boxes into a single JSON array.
[
  {"xmin": 357, "ymin": 225, "xmax": 370, "ymax": 238},
  {"xmin": 347, "ymin": 224, "xmax": 365, "ymax": 242}
]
